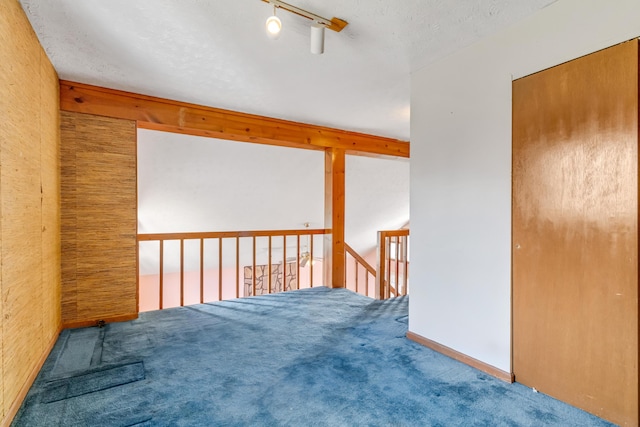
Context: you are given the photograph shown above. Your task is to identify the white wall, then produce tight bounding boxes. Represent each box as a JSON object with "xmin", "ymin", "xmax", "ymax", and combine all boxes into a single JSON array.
[
  {"xmin": 137, "ymin": 129, "xmax": 410, "ymax": 275},
  {"xmin": 345, "ymin": 155, "xmax": 409, "ymax": 253},
  {"xmin": 138, "ymin": 129, "xmax": 325, "ymax": 234},
  {"xmin": 410, "ymin": 0, "xmax": 640, "ymax": 372}
]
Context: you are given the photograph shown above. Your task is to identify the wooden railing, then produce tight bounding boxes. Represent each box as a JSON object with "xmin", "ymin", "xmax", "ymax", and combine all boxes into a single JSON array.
[
  {"xmin": 375, "ymin": 229, "xmax": 410, "ymax": 299},
  {"xmin": 345, "ymin": 242, "xmax": 376, "ymax": 297},
  {"xmin": 138, "ymin": 227, "xmax": 409, "ymax": 310},
  {"xmin": 138, "ymin": 228, "xmax": 329, "ymax": 310}
]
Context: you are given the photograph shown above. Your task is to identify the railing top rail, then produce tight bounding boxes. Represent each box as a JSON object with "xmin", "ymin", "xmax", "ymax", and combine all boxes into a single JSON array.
[
  {"xmin": 344, "ymin": 243, "xmax": 376, "ymax": 277},
  {"xmin": 379, "ymin": 229, "xmax": 410, "ymax": 237},
  {"xmin": 137, "ymin": 228, "xmax": 330, "ymax": 241}
]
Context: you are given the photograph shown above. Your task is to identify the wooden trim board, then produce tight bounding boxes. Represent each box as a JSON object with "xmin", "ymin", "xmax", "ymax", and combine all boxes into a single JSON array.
[
  {"xmin": 406, "ymin": 331, "xmax": 515, "ymax": 383},
  {"xmin": 62, "ymin": 313, "xmax": 138, "ymax": 330},
  {"xmin": 1, "ymin": 325, "xmax": 62, "ymax": 427},
  {"xmin": 59, "ymin": 81, "xmax": 410, "ymax": 158}
]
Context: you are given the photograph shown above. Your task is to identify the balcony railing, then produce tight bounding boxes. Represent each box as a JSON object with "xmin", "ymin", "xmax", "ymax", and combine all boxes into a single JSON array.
[
  {"xmin": 375, "ymin": 229, "xmax": 410, "ymax": 299},
  {"xmin": 138, "ymin": 227, "xmax": 409, "ymax": 311},
  {"xmin": 138, "ymin": 228, "xmax": 328, "ymax": 311},
  {"xmin": 345, "ymin": 243, "xmax": 376, "ymax": 297}
]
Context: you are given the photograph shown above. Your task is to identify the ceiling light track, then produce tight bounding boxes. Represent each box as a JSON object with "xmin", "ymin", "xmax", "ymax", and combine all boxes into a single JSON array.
[
  {"xmin": 261, "ymin": 0, "xmax": 348, "ymax": 54},
  {"xmin": 262, "ymin": 0, "xmax": 348, "ymax": 32}
]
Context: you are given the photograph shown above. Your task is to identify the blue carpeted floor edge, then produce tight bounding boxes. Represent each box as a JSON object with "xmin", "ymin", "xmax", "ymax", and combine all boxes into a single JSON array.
[{"xmin": 12, "ymin": 287, "xmax": 615, "ymax": 426}]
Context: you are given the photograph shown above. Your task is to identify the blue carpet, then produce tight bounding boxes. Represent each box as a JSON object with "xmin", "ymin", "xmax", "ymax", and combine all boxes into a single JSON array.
[{"xmin": 13, "ymin": 287, "xmax": 614, "ymax": 426}]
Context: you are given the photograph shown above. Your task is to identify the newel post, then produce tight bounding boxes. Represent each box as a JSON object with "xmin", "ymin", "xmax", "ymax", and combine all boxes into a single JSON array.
[{"xmin": 323, "ymin": 148, "xmax": 345, "ymax": 288}]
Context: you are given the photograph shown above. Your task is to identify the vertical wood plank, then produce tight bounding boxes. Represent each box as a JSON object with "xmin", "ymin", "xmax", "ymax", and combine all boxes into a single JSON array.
[
  {"xmin": 252, "ymin": 236, "xmax": 257, "ymax": 296},
  {"xmin": 235, "ymin": 237, "xmax": 240, "ymax": 298},
  {"xmin": 60, "ymin": 114, "xmax": 77, "ymax": 321},
  {"xmin": 39, "ymin": 52, "xmax": 61, "ymax": 350},
  {"xmin": 323, "ymin": 148, "xmax": 346, "ymax": 288},
  {"xmin": 513, "ymin": 40, "xmax": 638, "ymax": 426},
  {"xmin": 375, "ymin": 231, "xmax": 386, "ymax": 300},
  {"xmin": 365, "ymin": 267, "xmax": 369, "ymax": 297},
  {"xmin": 200, "ymin": 238, "xmax": 204, "ymax": 304},
  {"xmin": 296, "ymin": 235, "xmax": 300, "ymax": 290},
  {"xmin": 355, "ymin": 259, "xmax": 359, "ymax": 293},
  {"xmin": 283, "ymin": 236, "xmax": 287, "ymax": 293},
  {"xmin": 402, "ymin": 236, "xmax": 408, "ymax": 296},
  {"xmin": 268, "ymin": 236, "xmax": 272, "ymax": 294},
  {"xmin": 386, "ymin": 235, "xmax": 391, "ymax": 298},
  {"xmin": 310, "ymin": 235, "xmax": 314, "ymax": 287},
  {"xmin": 394, "ymin": 237, "xmax": 399, "ymax": 294},
  {"xmin": 218, "ymin": 238, "xmax": 222, "ymax": 301},
  {"xmin": 159, "ymin": 240, "xmax": 164, "ymax": 309},
  {"xmin": 179, "ymin": 239, "xmax": 184, "ymax": 306}
]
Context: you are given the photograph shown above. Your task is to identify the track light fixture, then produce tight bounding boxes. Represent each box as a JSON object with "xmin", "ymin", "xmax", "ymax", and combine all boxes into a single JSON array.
[
  {"xmin": 261, "ymin": 0, "xmax": 348, "ymax": 54},
  {"xmin": 265, "ymin": 5, "xmax": 282, "ymax": 39},
  {"xmin": 310, "ymin": 23, "xmax": 325, "ymax": 54}
]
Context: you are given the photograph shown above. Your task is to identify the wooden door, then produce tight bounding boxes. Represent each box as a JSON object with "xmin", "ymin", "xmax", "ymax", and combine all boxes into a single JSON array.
[{"xmin": 512, "ymin": 40, "xmax": 639, "ymax": 427}]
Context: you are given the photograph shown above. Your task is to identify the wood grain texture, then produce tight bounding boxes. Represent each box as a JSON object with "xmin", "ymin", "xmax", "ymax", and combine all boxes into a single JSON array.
[
  {"xmin": 323, "ymin": 149, "xmax": 345, "ymax": 288},
  {"xmin": 60, "ymin": 112, "xmax": 138, "ymax": 325},
  {"xmin": 2, "ymin": 0, "xmax": 42, "ymax": 419},
  {"xmin": 59, "ymin": 115, "xmax": 77, "ymax": 320},
  {"xmin": 0, "ymin": 1, "xmax": 61, "ymax": 424},
  {"xmin": 138, "ymin": 228, "xmax": 330, "ymax": 241},
  {"xmin": 513, "ymin": 40, "xmax": 638, "ymax": 427},
  {"xmin": 1, "ymin": 325, "xmax": 59, "ymax": 427},
  {"xmin": 39, "ymin": 53, "xmax": 61, "ymax": 349},
  {"xmin": 59, "ymin": 81, "xmax": 409, "ymax": 158}
]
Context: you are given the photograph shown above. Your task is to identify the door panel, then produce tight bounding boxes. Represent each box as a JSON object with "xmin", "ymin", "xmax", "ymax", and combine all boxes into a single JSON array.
[{"xmin": 512, "ymin": 40, "xmax": 638, "ymax": 427}]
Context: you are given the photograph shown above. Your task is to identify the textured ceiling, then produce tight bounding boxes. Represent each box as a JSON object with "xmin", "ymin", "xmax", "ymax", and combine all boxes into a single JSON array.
[
  {"xmin": 17, "ymin": 0, "xmax": 554, "ymax": 260},
  {"xmin": 19, "ymin": 0, "xmax": 556, "ymax": 140}
]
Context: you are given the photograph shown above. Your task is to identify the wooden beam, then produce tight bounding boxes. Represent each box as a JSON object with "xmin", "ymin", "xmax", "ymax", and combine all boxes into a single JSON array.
[
  {"xmin": 323, "ymin": 148, "xmax": 346, "ymax": 288},
  {"xmin": 59, "ymin": 81, "xmax": 409, "ymax": 158}
]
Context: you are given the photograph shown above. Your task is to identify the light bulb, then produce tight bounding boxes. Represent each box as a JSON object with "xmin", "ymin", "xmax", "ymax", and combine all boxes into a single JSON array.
[{"xmin": 266, "ymin": 15, "xmax": 282, "ymax": 39}]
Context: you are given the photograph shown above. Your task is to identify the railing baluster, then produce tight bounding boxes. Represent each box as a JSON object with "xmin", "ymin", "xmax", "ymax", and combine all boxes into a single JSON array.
[
  {"xmin": 344, "ymin": 251, "xmax": 347, "ymax": 289},
  {"xmin": 180, "ymin": 239, "xmax": 185, "ymax": 306},
  {"xmin": 218, "ymin": 238, "xmax": 223, "ymax": 301},
  {"xmin": 310, "ymin": 234, "xmax": 314, "ymax": 288},
  {"xmin": 345, "ymin": 243, "xmax": 375, "ymax": 299},
  {"xmin": 252, "ymin": 236, "xmax": 256, "ymax": 297},
  {"xmin": 376, "ymin": 231, "xmax": 386, "ymax": 300},
  {"xmin": 403, "ymin": 236, "xmax": 408, "ymax": 296},
  {"xmin": 365, "ymin": 265, "xmax": 369, "ymax": 297},
  {"xmin": 296, "ymin": 235, "xmax": 300, "ymax": 290},
  {"xmin": 159, "ymin": 240, "xmax": 164, "ymax": 309},
  {"xmin": 268, "ymin": 236, "xmax": 272, "ymax": 294},
  {"xmin": 399, "ymin": 236, "xmax": 404, "ymax": 295},
  {"xmin": 393, "ymin": 236, "xmax": 400, "ymax": 297},
  {"xmin": 138, "ymin": 228, "xmax": 331, "ymax": 310},
  {"xmin": 354, "ymin": 258, "xmax": 358, "ymax": 294},
  {"xmin": 283, "ymin": 235, "xmax": 287, "ymax": 293},
  {"xmin": 235, "ymin": 236, "xmax": 240, "ymax": 299},
  {"xmin": 200, "ymin": 238, "xmax": 204, "ymax": 304},
  {"xmin": 387, "ymin": 235, "xmax": 392, "ymax": 298}
]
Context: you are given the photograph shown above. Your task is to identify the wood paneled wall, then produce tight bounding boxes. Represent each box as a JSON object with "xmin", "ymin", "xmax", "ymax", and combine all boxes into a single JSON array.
[
  {"xmin": 0, "ymin": 0, "xmax": 61, "ymax": 425},
  {"xmin": 60, "ymin": 112, "xmax": 138, "ymax": 327}
]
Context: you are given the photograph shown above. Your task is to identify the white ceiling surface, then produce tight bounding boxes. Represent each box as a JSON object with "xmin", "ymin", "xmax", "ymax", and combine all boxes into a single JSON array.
[
  {"xmin": 20, "ymin": 0, "xmax": 556, "ymax": 141},
  {"xmin": 138, "ymin": 129, "xmax": 409, "ymax": 274}
]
